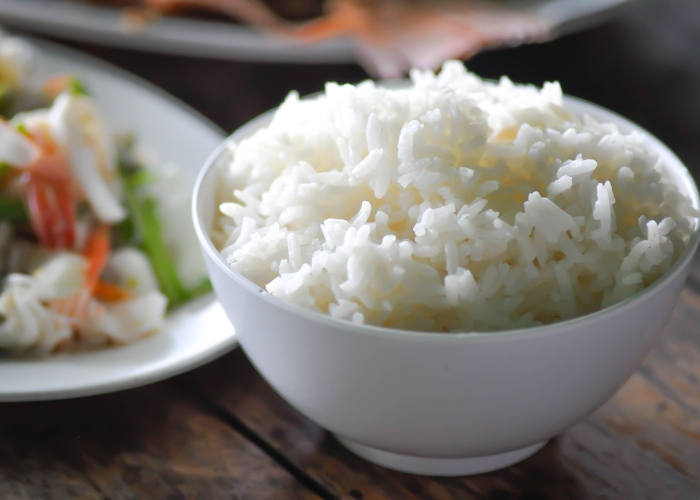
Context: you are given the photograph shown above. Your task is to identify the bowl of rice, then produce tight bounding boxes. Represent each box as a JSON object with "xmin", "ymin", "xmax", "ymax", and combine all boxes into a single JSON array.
[{"xmin": 193, "ymin": 62, "xmax": 700, "ymax": 476}]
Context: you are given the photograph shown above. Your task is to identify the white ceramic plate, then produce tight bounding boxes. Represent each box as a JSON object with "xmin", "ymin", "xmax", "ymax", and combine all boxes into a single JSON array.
[
  {"xmin": 0, "ymin": 0, "xmax": 635, "ymax": 64},
  {"xmin": 0, "ymin": 38, "xmax": 236, "ymax": 402}
]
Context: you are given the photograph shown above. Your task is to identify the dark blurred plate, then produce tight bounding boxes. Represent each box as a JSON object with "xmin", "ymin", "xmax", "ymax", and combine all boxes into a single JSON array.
[{"xmin": 0, "ymin": 0, "xmax": 635, "ymax": 64}]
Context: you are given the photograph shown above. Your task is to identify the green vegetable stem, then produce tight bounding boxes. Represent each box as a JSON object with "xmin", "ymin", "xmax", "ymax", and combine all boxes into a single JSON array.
[
  {"xmin": 117, "ymin": 145, "xmax": 211, "ymax": 309},
  {"xmin": 0, "ymin": 198, "xmax": 28, "ymax": 223}
]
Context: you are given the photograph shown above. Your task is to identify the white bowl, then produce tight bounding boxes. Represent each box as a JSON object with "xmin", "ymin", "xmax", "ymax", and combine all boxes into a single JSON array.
[{"xmin": 192, "ymin": 96, "xmax": 700, "ymax": 476}]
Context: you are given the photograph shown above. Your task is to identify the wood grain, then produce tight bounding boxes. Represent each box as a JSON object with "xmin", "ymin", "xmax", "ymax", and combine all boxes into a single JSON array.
[
  {"xmin": 183, "ymin": 348, "xmax": 483, "ymax": 500},
  {"xmin": 591, "ymin": 290, "xmax": 700, "ymax": 480},
  {"xmin": 182, "ymin": 285, "xmax": 700, "ymax": 500},
  {"xmin": 0, "ymin": 381, "xmax": 320, "ymax": 500}
]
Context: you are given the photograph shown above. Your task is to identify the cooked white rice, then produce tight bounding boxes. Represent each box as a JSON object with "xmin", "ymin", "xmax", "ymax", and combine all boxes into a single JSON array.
[{"xmin": 214, "ymin": 61, "xmax": 698, "ymax": 332}]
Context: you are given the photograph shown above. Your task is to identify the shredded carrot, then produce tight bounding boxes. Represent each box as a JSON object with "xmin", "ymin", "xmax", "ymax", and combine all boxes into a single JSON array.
[
  {"xmin": 24, "ymin": 130, "xmax": 77, "ymax": 250},
  {"xmin": 83, "ymin": 225, "xmax": 111, "ymax": 293},
  {"xmin": 58, "ymin": 225, "xmax": 112, "ymax": 318},
  {"xmin": 94, "ymin": 281, "xmax": 132, "ymax": 302}
]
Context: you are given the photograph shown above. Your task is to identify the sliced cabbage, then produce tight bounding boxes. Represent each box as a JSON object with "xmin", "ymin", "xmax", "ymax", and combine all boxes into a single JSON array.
[
  {"xmin": 80, "ymin": 291, "xmax": 168, "ymax": 345},
  {"xmin": 0, "ymin": 252, "xmax": 168, "ymax": 352},
  {"xmin": 33, "ymin": 253, "xmax": 87, "ymax": 301},
  {"xmin": 103, "ymin": 247, "xmax": 159, "ymax": 296},
  {"xmin": 0, "ymin": 33, "xmax": 38, "ymax": 90},
  {"xmin": 0, "ymin": 274, "xmax": 72, "ymax": 353},
  {"xmin": 48, "ymin": 92, "xmax": 126, "ymax": 224},
  {"xmin": 0, "ymin": 118, "xmax": 39, "ymax": 166}
]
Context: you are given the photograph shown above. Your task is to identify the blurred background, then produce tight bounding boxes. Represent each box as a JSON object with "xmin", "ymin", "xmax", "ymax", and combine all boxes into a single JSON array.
[{"xmin": 1, "ymin": 0, "xmax": 696, "ymax": 182}]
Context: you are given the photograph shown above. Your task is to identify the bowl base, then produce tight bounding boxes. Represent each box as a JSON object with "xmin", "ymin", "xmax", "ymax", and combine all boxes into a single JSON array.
[{"xmin": 335, "ymin": 436, "xmax": 547, "ymax": 476}]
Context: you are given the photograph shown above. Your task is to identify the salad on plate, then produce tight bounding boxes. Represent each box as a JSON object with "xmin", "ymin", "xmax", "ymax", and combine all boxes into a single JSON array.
[{"xmin": 0, "ymin": 32, "xmax": 209, "ymax": 354}]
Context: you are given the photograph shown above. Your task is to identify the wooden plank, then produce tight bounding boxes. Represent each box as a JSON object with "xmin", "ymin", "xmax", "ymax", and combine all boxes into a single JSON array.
[
  {"xmin": 485, "ymin": 286, "xmax": 700, "ymax": 500},
  {"xmin": 0, "ymin": 381, "xmax": 321, "ymax": 500},
  {"xmin": 183, "ymin": 348, "xmax": 485, "ymax": 500},
  {"xmin": 0, "ymin": 454, "xmax": 102, "ymax": 500},
  {"xmin": 489, "ymin": 420, "xmax": 700, "ymax": 500},
  {"xmin": 587, "ymin": 290, "xmax": 700, "ymax": 481},
  {"xmin": 183, "ymin": 287, "xmax": 700, "ymax": 499}
]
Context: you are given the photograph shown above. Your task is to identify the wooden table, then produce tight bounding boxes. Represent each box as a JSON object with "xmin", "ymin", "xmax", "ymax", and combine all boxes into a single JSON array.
[{"xmin": 3, "ymin": 0, "xmax": 700, "ymax": 497}]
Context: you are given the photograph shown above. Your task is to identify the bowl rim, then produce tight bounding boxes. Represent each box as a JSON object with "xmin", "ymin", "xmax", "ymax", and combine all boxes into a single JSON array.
[{"xmin": 192, "ymin": 90, "xmax": 700, "ymax": 342}]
